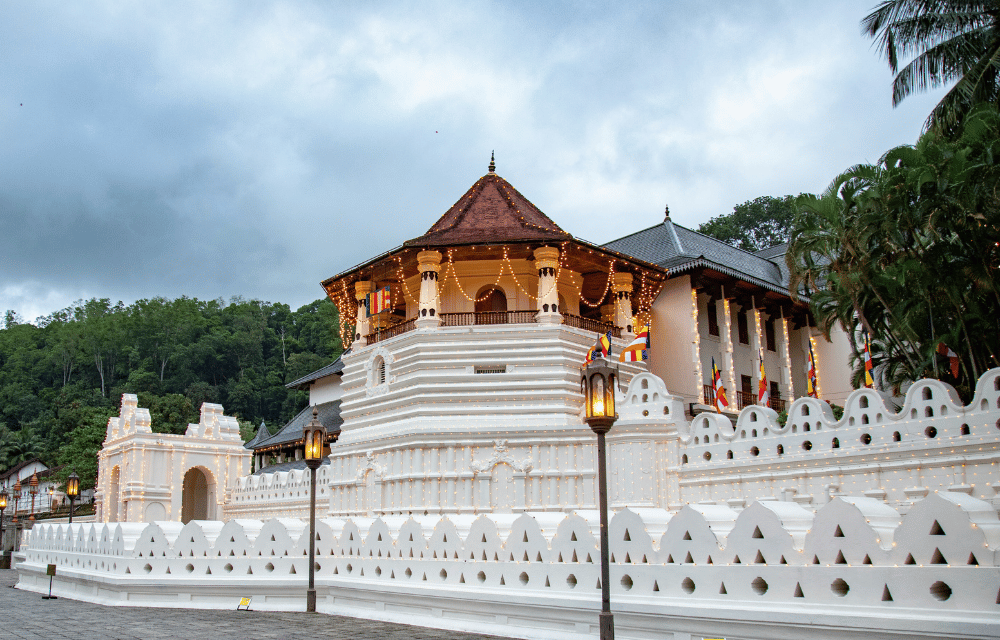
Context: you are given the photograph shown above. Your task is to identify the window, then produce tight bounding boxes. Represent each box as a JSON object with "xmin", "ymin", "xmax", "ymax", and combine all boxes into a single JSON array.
[
  {"xmin": 741, "ymin": 375, "xmax": 753, "ymax": 395},
  {"xmin": 770, "ymin": 381, "xmax": 780, "ymax": 400},
  {"xmin": 374, "ymin": 356, "xmax": 386, "ymax": 386},
  {"xmin": 707, "ymin": 303, "xmax": 719, "ymax": 337},
  {"xmin": 765, "ymin": 319, "xmax": 776, "ymax": 352},
  {"xmin": 737, "ymin": 310, "xmax": 749, "ymax": 344}
]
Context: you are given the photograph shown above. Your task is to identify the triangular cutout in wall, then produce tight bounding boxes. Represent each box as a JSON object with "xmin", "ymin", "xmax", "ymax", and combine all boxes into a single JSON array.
[
  {"xmin": 683, "ymin": 530, "xmax": 692, "ymax": 541},
  {"xmin": 752, "ymin": 526, "xmax": 763, "ymax": 539},
  {"xmin": 719, "ymin": 582, "xmax": 727, "ymax": 595},
  {"xmin": 930, "ymin": 548, "xmax": 947, "ymax": 564},
  {"xmin": 793, "ymin": 583, "xmax": 804, "ymax": 598},
  {"xmin": 882, "ymin": 585, "xmax": 893, "ymax": 602}
]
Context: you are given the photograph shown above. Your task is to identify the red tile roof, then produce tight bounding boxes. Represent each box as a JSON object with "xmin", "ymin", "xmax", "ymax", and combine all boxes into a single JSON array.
[{"xmin": 405, "ymin": 171, "xmax": 571, "ymax": 248}]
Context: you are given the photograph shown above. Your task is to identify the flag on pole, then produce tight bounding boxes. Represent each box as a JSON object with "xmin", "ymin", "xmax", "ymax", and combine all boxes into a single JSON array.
[
  {"xmin": 936, "ymin": 343, "xmax": 960, "ymax": 378},
  {"xmin": 585, "ymin": 331, "xmax": 614, "ymax": 364},
  {"xmin": 712, "ymin": 357, "xmax": 729, "ymax": 412},
  {"xmin": 806, "ymin": 342, "xmax": 818, "ymax": 398},
  {"xmin": 366, "ymin": 286, "xmax": 391, "ymax": 317},
  {"xmin": 863, "ymin": 330, "xmax": 874, "ymax": 388},
  {"xmin": 757, "ymin": 348, "xmax": 769, "ymax": 406},
  {"xmin": 619, "ymin": 325, "xmax": 650, "ymax": 363}
]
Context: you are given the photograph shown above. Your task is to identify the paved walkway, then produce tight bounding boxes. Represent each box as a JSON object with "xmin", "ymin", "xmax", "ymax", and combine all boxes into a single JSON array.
[{"xmin": 0, "ymin": 570, "xmax": 514, "ymax": 640}]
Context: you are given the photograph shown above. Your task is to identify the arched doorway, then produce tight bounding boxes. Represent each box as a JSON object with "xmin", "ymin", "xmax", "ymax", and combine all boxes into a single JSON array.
[
  {"xmin": 108, "ymin": 466, "xmax": 120, "ymax": 522},
  {"xmin": 475, "ymin": 286, "xmax": 507, "ymax": 324},
  {"xmin": 181, "ymin": 467, "xmax": 212, "ymax": 523}
]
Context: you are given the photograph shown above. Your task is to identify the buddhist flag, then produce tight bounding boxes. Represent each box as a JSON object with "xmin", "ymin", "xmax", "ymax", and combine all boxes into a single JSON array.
[
  {"xmin": 937, "ymin": 343, "xmax": 960, "ymax": 378},
  {"xmin": 585, "ymin": 331, "xmax": 613, "ymax": 364},
  {"xmin": 366, "ymin": 286, "xmax": 391, "ymax": 317},
  {"xmin": 712, "ymin": 357, "xmax": 729, "ymax": 411},
  {"xmin": 863, "ymin": 330, "xmax": 874, "ymax": 388},
  {"xmin": 619, "ymin": 325, "xmax": 650, "ymax": 363},
  {"xmin": 806, "ymin": 342, "xmax": 818, "ymax": 398},
  {"xmin": 757, "ymin": 348, "xmax": 769, "ymax": 406}
]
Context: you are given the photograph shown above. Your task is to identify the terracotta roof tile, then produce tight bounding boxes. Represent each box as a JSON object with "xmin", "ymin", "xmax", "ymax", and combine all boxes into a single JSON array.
[{"xmin": 405, "ymin": 172, "xmax": 571, "ymax": 247}]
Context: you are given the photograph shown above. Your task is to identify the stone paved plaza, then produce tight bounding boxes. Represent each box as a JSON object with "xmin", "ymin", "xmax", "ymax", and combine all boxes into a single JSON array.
[{"xmin": 0, "ymin": 570, "xmax": 513, "ymax": 640}]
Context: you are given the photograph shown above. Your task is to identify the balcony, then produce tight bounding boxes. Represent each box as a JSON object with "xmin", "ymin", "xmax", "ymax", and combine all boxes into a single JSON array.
[
  {"xmin": 364, "ymin": 310, "xmax": 620, "ymax": 345},
  {"xmin": 702, "ymin": 385, "xmax": 786, "ymax": 413}
]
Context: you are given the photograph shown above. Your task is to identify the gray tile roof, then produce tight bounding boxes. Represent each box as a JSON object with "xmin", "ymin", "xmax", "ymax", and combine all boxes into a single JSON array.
[
  {"xmin": 248, "ymin": 401, "xmax": 343, "ymax": 450},
  {"xmin": 252, "ymin": 457, "xmax": 331, "ymax": 476},
  {"xmin": 243, "ymin": 420, "xmax": 272, "ymax": 449},
  {"xmin": 285, "ymin": 354, "xmax": 346, "ymax": 390},
  {"xmin": 603, "ymin": 219, "xmax": 789, "ymax": 293}
]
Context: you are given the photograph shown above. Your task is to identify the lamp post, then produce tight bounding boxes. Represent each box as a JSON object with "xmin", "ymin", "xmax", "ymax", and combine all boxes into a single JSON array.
[
  {"xmin": 0, "ymin": 489, "xmax": 7, "ymax": 554},
  {"xmin": 582, "ymin": 357, "xmax": 619, "ymax": 640},
  {"xmin": 12, "ymin": 480, "xmax": 21, "ymax": 550},
  {"xmin": 303, "ymin": 407, "xmax": 327, "ymax": 613},
  {"xmin": 28, "ymin": 472, "xmax": 38, "ymax": 524},
  {"xmin": 67, "ymin": 471, "xmax": 80, "ymax": 524}
]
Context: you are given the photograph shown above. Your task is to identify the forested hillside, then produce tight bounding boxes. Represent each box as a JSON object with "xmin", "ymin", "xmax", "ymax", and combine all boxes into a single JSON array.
[{"xmin": 0, "ymin": 297, "xmax": 342, "ymax": 489}]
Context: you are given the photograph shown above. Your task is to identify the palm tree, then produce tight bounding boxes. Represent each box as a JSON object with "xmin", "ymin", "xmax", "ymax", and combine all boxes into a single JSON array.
[
  {"xmin": 862, "ymin": 1, "xmax": 1000, "ymax": 131},
  {"xmin": 787, "ymin": 104, "xmax": 1000, "ymax": 396}
]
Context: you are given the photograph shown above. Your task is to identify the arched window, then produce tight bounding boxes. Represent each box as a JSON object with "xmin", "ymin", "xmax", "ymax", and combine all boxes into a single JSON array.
[
  {"xmin": 373, "ymin": 356, "xmax": 386, "ymax": 386},
  {"xmin": 475, "ymin": 286, "xmax": 507, "ymax": 324},
  {"xmin": 476, "ymin": 287, "xmax": 507, "ymax": 312}
]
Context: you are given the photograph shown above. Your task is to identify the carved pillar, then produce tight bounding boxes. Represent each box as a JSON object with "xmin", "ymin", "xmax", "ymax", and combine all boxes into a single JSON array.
[
  {"xmin": 752, "ymin": 303, "xmax": 765, "ymax": 406},
  {"xmin": 613, "ymin": 272, "xmax": 634, "ymax": 339},
  {"xmin": 780, "ymin": 313, "xmax": 794, "ymax": 399},
  {"xmin": 534, "ymin": 246, "xmax": 562, "ymax": 325},
  {"xmin": 354, "ymin": 280, "xmax": 374, "ymax": 347},
  {"xmin": 721, "ymin": 290, "xmax": 737, "ymax": 401},
  {"xmin": 416, "ymin": 250, "xmax": 442, "ymax": 329}
]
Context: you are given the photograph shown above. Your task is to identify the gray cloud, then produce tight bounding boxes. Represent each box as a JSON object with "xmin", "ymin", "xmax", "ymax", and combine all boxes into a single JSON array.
[{"xmin": 0, "ymin": 0, "xmax": 946, "ymax": 320}]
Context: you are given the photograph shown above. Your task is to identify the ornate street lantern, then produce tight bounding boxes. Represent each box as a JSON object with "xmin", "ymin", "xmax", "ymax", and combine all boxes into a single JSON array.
[
  {"xmin": 581, "ymin": 356, "xmax": 619, "ymax": 640},
  {"xmin": 28, "ymin": 472, "xmax": 38, "ymax": 523},
  {"xmin": 302, "ymin": 407, "xmax": 327, "ymax": 613},
  {"xmin": 67, "ymin": 471, "xmax": 80, "ymax": 524}
]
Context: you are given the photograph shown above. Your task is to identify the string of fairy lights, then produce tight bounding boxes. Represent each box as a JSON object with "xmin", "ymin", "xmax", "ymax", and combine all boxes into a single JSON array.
[{"xmin": 328, "ymin": 243, "xmax": 665, "ymax": 350}]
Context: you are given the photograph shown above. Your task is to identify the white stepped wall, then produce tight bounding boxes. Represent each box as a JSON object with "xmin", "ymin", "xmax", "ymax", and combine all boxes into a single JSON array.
[
  {"xmin": 18, "ymin": 493, "xmax": 1000, "ymax": 640},
  {"xmin": 227, "ymin": 368, "xmax": 1000, "ymax": 519}
]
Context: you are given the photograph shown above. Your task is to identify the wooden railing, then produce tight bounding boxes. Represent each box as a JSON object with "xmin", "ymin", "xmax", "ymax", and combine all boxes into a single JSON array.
[
  {"xmin": 362, "ymin": 310, "xmax": 623, "ymax": 345},
  {"xmin": 703, "ymin": 385, "xmax": 715, "ymax": 406},
  {"xmin": 439, "ymin": 310, "xmax": 537, "ymax": 327},
  {"xmin": 705, "ymin": 385, "xmax": 786, "ymax": 412},
  {"xmin": 365, "ymin": 318, "xmax": 416, "ymax": 345},
  {"xmin": 561, "ymin": 314, "xmax": 622, "ymax": 338}
]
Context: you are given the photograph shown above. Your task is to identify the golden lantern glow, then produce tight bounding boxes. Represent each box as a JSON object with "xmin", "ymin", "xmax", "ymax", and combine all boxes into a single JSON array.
[
  {"xmin": 583, "ymin": 358, "xmax": 617, "ymax": 421},
  {"xmin": 303, "ymin": 406, "xmax": 327, "ymax": 467},
  {"xmin": 0, "ymin": 490, "xmax": 7, "ymax": 510},
  {"xmin": 67, "ymin": 471, "xmax": 80, "ymax": 499}
]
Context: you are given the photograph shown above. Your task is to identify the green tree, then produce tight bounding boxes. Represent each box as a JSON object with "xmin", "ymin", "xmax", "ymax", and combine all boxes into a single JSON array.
[
  {"xmin": 863, "ymin": 0, "xmax": 1000, "ymax": 131},
  {"xmin": 787, "ymin": 104, "xmax": 1000, "ymax": 395},
  {"xmin": 697, "ymin": 195, "xmax": 797, "ymax": 252}
]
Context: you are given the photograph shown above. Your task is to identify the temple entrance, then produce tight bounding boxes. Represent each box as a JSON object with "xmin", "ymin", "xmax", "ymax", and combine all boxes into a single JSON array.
[
  {"xmin": 181, "ymin": 467, "xmax": 212, "ymax": 523},
  {"xmin": 108, "ymin": 466, "xmax": 120, "ymax": 522}
]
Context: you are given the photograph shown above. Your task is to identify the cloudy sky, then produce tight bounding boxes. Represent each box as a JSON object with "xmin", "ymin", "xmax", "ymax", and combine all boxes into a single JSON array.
[{"xmin": 0, "ymin": 1, "xmax": 946, "ymax": 321}]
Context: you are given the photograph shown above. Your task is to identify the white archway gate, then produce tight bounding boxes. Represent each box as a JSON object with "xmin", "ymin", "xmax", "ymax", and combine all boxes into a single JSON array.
[{"xmin": 95, "ymin": 394, "xmax": 250, "ymax": 523}]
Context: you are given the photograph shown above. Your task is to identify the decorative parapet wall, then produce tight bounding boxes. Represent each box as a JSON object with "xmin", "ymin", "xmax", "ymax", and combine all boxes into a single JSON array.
[
  {"xmin": 17, "ymin": 493, "xmax": 1000, "ymax": 640},
  {"xmin": 676, "ymin": 368, "xmax": 1000, "ymax": 511}
]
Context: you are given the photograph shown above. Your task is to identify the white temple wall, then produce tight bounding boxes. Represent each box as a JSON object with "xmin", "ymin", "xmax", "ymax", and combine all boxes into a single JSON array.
[
  {"xmin": 308, "ymin": 376, "xmax": 343, "ymax": 404},
  {"xmin": 676, "ymin": 370, "xmax": 1000, "ymax": 512},
  {"xmin": 649, "ymin": 276, "xmax": 700, "ymax": 404},
  {"xmin": 19, "ymin": 494, "xmax": 1000, "ymax": 640}
]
